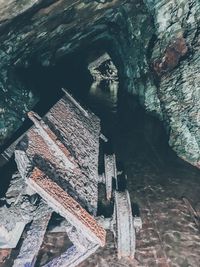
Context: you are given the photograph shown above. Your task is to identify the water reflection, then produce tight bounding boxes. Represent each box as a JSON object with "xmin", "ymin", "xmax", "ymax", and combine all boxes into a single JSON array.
[
  {"xmin": 88, "ymin": 79, "xmax": 118, "ymax": 114},
  {"xmin": 88, "ymin": 52, "xmax": 118, "ymax": 115}
]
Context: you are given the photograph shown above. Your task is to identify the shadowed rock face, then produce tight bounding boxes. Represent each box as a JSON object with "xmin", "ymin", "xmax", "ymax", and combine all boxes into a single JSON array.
[
  {"xmin": 0, "ymin": 0, "xmax": 154, "ymax": 145},
  {"xmin": 145, "ymin": 0, "xmax": 200, "ymax": 168},
  {"xmin": 0, "ymin": 0, "xmax": 200, "ymax": 168}
]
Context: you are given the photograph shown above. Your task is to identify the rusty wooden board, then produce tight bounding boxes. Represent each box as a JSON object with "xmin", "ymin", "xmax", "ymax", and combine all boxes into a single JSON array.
[{"xmin": 27, "ymin": 167, "xmax": 106, "ymax": 247}]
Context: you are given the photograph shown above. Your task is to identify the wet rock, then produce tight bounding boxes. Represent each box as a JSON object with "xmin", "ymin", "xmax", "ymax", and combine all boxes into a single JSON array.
[{"xmin": 144, "ymin": 0, "xmax": 200, "ymax": 168}]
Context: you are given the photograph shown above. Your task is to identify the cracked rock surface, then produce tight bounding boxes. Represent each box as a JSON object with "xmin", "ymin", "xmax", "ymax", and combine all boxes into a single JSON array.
[{"xmin": 145, "ymin": 0, "xmax": 200, "ymax": 168}]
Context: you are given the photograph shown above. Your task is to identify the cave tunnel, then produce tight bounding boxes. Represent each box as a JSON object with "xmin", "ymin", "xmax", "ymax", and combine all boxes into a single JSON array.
[
  {"xmin": 0, "ymin": 1, "xmax": 200, "ymax": 266},
  {"xmin": 10, "ymin": 37, "xmax": 174, "ymax": 173},
  {"xmin": 3, "ymin": 41, "xmax": 200, "ymax": 264},
  {"xmin": 3, "ymin": 36, "xmax": 191, "ymax": 170}
]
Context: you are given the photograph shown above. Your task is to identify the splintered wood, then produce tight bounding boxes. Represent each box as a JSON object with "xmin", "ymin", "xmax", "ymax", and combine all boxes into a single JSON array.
[{"xmin": 28, "ymin": 168, "xmax": 106, "ymax": 247}]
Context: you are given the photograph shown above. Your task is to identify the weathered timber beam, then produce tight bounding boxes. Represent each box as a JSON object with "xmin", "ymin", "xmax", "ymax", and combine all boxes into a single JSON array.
[
  {"xmin": 104, "ymin": 154, "xmax": 117, "ymax": 200},
  {"xmin": 114, "ymin": 190, "xmax": 135, "ymax": 259},
  {"xmin": 42, "ymin": 243, "xmax": 99, "ymax": 267},
  {"xmin": 0, "ymin": 173, "xmax": 29, "ymax": 249},
  {"xmin": 27, "ymin": 167, "xmax": 106, "ymax": 246},
  {"xmin": 88, "ymin": 53, "xmax": 110, "ymax": 70},
  {"xmin": 13, "ymin": 212, "xmax": 51, "ymax": 267}
]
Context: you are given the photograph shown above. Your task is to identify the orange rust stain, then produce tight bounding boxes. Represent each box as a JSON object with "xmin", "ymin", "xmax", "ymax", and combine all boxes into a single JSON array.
[
  {"xmin": 153, "ymin": 37, "xmax": 188, "ymax": 76},
  {"xmin": 29, "ymin": 167, "xmax": 106, "ymax": 246}
]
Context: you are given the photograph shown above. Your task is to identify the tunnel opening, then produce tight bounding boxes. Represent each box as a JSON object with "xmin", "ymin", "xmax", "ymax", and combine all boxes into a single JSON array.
[{"xmin": 14, "ymin": 38, "xmax": 123, "ymax": 136}]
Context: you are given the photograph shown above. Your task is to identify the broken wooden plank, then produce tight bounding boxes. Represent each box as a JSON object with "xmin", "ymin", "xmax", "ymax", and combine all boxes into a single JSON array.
[
  {"xmin": 13, "ymin": 212, "xmax": 51, "ymax": 267},
  {"xmin": 27, "ymin": 167, "xmax": 106, "ymax": 247},
  {"xmin": 114, "ymin": 190, "xmax": 135, "ymax": 259},
  {"xmin": 0, "ymin": 173, "xmax": 29, "ymax": 249},
  {"xmin": 88, "ymin": 53, "xmax": 111, "ymax": 70},
  {"xmin": 43, "ymin": 243, "xmax": 99, "ymax": 267}
]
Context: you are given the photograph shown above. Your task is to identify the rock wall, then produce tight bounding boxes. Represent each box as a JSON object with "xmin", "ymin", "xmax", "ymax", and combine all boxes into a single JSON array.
[
  {"xmin": 144, "ymin": 0, "xmax": 200, "ymax": 167},
  {"xmin": 0, "ymin": 0, "xmax": 200, "ymax": 168}
]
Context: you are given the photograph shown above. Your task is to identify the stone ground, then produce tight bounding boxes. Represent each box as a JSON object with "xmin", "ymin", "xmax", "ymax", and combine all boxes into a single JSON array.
[
  {"xmin": 77, "ymin": 153, "xmax": 200, "ymax": 267},
  {"xmin": 129, "ymin": 163, "xmax": 200, "ymax": 267}
]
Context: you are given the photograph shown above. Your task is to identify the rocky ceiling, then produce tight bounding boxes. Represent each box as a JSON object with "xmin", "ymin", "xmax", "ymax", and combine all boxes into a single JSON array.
[{"xmin": 0, "ymin": 0, "xmax": 199, "ymax": 169}]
